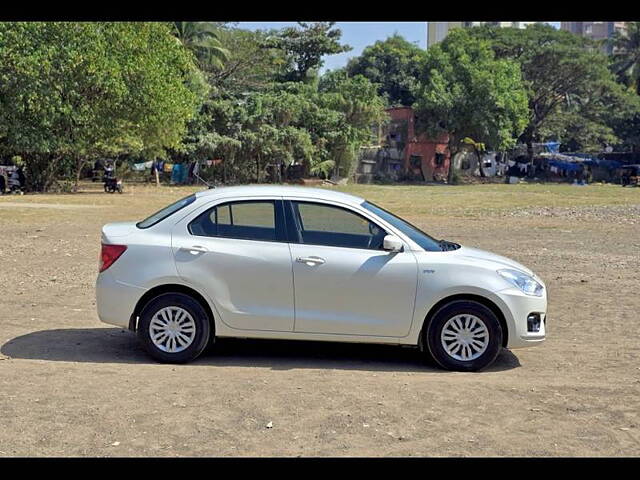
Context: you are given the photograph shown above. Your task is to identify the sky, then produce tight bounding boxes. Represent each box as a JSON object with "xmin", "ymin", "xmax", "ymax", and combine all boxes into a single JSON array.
[{"xmin": 236, "ymin": 22, "xmax": 561, "ymax": 73}]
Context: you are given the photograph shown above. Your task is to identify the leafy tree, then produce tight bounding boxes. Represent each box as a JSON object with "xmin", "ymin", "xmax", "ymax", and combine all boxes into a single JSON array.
[
  {"xmin": 0, "ymin": 22, "xmax": 204, "ymax": 191},
  {"xmin": 414, "ymin": 29, "xmax": 529, "ymax": 183},
  {"xmin": 264, "ymin": 22, "xmax": 351, "ymax": 83},
  {"xmin": 346, "ymin": 34, "xmax": 427, "ymax": 106},
  {"xmin": 317, "ymin": 71, "xmax": 388, "ymax": 177},
  {"xmin": 172, "ymin": 21, "xmax": 230, "ymax": 71},
  {"xmin": 610, "ymin": 22, "xmax": 640, "ymax": 95},
  {"xmin": 467, "ymin": 23, "xmax": 640, "ymax": 155},
  {"xmin": 210, "ymin": 26, "xmax": 289, "ymax": 94}
]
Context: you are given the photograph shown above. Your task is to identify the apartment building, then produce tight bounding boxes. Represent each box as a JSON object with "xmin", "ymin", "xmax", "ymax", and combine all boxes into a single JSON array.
[
  {"xmin": 560, "ymin": 22, "xmax": 627, "ymax": 54},
  {"xmin": 426, "ymin": 21, "xmax": 538, "ymax": 48}
]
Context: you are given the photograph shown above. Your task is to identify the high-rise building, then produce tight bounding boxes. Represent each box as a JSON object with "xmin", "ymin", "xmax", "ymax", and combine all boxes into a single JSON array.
[
  {"xmin": 426, "ymin": 21, "xmax": 538, "ymax": 48},
  {"xmin": 560, "ymin": 22, "xmax": 627, "ymax": 54}
]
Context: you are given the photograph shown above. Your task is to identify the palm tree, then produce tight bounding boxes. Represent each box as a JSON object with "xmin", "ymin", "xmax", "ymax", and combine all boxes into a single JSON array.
[
  {"xmin": 610, "ymin": 22, "xmax": 640, "ymax": 95},
  {"xmin": 173, "ymin": 22, "xmax": 230, "ymax": 70}
]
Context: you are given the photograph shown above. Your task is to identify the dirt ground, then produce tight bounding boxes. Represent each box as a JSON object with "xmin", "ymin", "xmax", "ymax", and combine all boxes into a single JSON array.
[{"xmin": 0, "ymin": 181, "xmax": 639, "ymax": 457}]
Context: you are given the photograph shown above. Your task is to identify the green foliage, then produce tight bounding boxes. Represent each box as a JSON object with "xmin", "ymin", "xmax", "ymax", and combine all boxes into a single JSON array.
[
  {"xmin": 467, "ymin": 23, "xmax": 640, "ymax": 152},
  {"xmin": 183, "ymin": 70, "xmax": 386, "ymax": 184},
  {"xmin": 346, "ymin": 34, "xmax": 427, "ymax": 106},
  {"xmin": 0, "ymin": 22, "xmax": 203, "ymax": 190},
  {"xmin": 610, "ymin": 22, "xmax": 640, "ymax": 95},
  {"xmin": 264, "ymin": 22, "xmax": 351, "ymax": 83},
  {"xmin": 211, "ymin": 26, "xmax": 289, "ymax": 94},
  {"xmin": 414, "ymin": 28, "xmax": 529, "ymax": 182},
  {"xmin": 172, "ymin": 22, "xmax": 230, "ymax": 72}
]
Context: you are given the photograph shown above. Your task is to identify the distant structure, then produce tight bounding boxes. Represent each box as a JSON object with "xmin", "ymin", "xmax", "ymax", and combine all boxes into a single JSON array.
[
  {"xmin": 426, "ymin": 22, "xmax": 537, "ymax": 48},
  {"xmin": 560, "ymin": 22, "xmax": 627, "ymax": 54}
]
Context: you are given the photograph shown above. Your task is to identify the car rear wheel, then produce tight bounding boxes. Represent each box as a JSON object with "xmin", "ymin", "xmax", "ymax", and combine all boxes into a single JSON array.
[
  {"xmin": 424, "ymin": 300, "xmax": 503, "ymax": 372},
  {"xmin": 137, "ymin": 293, "xmax": 211, "ymax": 363}
]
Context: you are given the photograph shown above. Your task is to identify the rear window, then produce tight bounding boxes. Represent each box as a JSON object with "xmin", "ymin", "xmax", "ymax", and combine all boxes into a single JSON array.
[
  {"xmin": 188, "ymin": 200, "xmax": 278, "ymax": 242},
  {"xmin": 136, "ymin": 194, "xmax": 196, "ymax": 229}
]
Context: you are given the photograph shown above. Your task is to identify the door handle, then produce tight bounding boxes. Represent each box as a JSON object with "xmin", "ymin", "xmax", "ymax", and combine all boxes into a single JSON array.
[
  {"xmin": 182, "ymin": 245, "xmax": 208, "ymax": 255},
  {"xmin": 296, "ymin": 256, "xmax": 326, "ymax": 266}
]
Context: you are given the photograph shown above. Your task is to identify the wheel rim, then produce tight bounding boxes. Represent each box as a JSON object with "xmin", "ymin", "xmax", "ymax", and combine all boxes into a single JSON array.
[
  {"xmin": 440, "ymin": 314, "xmax": 489, "ymax": 362},
  {"xmin": 149, "ymin": 306, "xmax": 196, "ymax": 353}
]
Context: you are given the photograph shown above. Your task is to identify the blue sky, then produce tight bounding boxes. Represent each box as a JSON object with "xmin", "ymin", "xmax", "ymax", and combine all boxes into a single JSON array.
[{"xmin": 236, "ymin": 22, "xmax": 561, "ymax": 73}]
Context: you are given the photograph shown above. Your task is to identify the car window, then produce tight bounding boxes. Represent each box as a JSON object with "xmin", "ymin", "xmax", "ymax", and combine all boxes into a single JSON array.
[
  {"xmin": 189, "ymin": 200, "xmax": 278, "ymax": 242},
  {"xmin": 137, "ymin": 194, "xmax": 196, "ymax": 229},
  {"xmin": 361, "ymin": 200, "xmax": 443, "ymax": 252},
  {"xmin": 292, "ymin": 201, "xmax": 386, "ymax": 250}
]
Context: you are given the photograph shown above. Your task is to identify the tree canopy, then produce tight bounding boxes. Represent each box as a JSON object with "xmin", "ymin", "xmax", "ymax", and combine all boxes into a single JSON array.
[
  {"xmin": 0, "ymin": 22, "xmax": 204, "ymax": 190},
  {"xmin": 346, "ymin": 34, "xmax": 427, "ymax": 107},
  {"xmin": 263, "ymin": 22, "xmax": 352, "ymax": 83},
  {"xmin": 466, "ymin": 23, "xmax": 640, "ymax": 153},
  {"xmin": 414, "ymin": 28, "xmax": 530, "ymax": 181}
]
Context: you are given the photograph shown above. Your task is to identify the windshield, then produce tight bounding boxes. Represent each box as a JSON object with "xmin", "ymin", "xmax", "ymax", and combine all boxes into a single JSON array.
[
  {"xmin": 137, "ymin": 194, "xmax": 196, "ymax": 229},
  {"xmin": 361, "ymin": 200, "xmax": 444, "ymax": 252}
]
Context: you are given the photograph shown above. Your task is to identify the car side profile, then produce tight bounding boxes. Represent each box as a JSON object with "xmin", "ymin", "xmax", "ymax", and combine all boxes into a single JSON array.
[{"xmin": 96, "ymin": 185, "xmax": 547, "ymax": 371}]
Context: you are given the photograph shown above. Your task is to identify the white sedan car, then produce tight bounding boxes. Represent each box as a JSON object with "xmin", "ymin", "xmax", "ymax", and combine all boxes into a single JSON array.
[{"xmin": 96, "ymin": 185, "xmax": 546, "ymax": 371}]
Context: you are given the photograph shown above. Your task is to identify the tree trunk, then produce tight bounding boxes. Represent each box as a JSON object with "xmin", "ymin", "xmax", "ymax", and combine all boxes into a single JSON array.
[
  {"xmin": 476, "ymin": 149, "xmax": 486, "ymax": 178},
  {"xmin": 447, "ymin": 138, "xmax": 458, "ymax": 184},
  {"xmin": 74, "ymin": 157, "xmax": 83, "ymax": 192},
  {"xmin": 154, "ymin": 162, "xmax": 160, "ymax": 187}
]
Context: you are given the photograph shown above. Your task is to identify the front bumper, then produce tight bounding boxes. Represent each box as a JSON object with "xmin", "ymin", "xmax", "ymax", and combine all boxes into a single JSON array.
[
  {"xmin": 96, "ymin": 270, "xmax": 145, "ymax": 329},
  {"xmin": 495, "ymin": 287, "xmax": 547, "ymax": 349}
]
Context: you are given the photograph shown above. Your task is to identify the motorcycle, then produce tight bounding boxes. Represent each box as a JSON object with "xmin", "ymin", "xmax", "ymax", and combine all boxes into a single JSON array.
[{"xmin": 103, "ymin": 167, "xmax": 123, "ymax": 194}]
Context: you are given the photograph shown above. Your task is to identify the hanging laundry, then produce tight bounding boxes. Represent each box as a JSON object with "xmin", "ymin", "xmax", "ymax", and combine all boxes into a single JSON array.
[{"xmin": 132, "ymin": 162, "xmax": 147, "ymax": 171}]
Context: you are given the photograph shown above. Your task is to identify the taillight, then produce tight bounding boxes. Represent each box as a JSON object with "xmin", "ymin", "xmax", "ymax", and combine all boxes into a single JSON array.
[{"xmin": 99, "ymin": 243, "xmax": 127, "ymax": 272}]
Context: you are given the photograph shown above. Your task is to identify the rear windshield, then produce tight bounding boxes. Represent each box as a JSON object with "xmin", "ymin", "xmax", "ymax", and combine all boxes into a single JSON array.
[{"xmin": 136, "ymin": 194, "xmax": 196, "ymax": 229}]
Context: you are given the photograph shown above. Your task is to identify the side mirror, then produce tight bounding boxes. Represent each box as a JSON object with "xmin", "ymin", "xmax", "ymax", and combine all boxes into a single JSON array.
[{"xmin": 383, "ymin": 234, "xmax": 403, "ymax": 253}]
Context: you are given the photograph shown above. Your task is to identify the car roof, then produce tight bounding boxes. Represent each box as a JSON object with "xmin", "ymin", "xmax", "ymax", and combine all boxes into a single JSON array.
[{"xmin": 195, "ymin": 184, "xmax": 365, "ymax": 206}]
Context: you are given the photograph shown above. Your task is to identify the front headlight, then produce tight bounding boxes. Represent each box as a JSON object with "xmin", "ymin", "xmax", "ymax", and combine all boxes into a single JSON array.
[{"xmin": 497, "ymin": 269, "xmax": 544, "ymax": 297}]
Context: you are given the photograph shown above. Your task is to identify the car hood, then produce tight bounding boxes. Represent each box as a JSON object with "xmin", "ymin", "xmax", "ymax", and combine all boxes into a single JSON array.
[{"xmin": 452, "ymin": 246, "xmax": 534, "ymax": 276}]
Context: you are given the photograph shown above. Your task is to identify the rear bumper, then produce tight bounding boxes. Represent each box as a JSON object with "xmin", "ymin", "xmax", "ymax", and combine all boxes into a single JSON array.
[
  {"xmin": 96, "ymin": 270, "xmax": 145, "ymax": 329},
  {"xmin": 495, "ymin": 288, "xmax": 547, "ymax": 349}
]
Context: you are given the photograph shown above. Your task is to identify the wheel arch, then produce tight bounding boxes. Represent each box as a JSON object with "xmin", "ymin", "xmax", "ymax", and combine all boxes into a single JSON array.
[
  {"xmin": 419, "ymin": 294, "xmax": 509, "ymax": 348},
  {"xmin": 129, "ymin": 283, "xmax": 215, "ymax": 333}
]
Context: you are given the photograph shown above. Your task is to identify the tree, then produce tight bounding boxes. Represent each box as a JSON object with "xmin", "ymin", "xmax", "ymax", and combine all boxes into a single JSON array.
[
  {"xmin": 346, "ymin": 34, "xmax": 427, "ymax": 106},
  {"xmin": 414, "ymin": 29, "xmax": 529, "ymax": 183},
  {"xmin": 264, "ymin": 22, "xmax": 351, "ymax": 83},
  {"xmin": 209, "ymin": 26, "xmax": 289, "ymax": 94},
  {"xmin": 172, "ymin": 21, "xmax": 230, "ymax": 71},
  {"xmin": 0, "ymin": 22, "xmax": 204, "ymax": 191},
  {"xmin": 467, "ymin": 24, "xmax": 640, "ymax": 156},
  {"xmin": 317, "ymin": 71, "xmax": 388, "ymax": 178},
  {"xmin": 610, "ymin": 22, "xmax": 640, "ymax": 95}
]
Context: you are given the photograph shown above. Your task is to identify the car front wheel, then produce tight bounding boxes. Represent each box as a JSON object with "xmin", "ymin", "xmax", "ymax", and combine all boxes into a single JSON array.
[
  {"xmin": 425, "ymin": 300, "xmax": 503, "ymax": 372},
  {"xmin": 137, "ymin": 293, "xmax": 211, "ymax": 363}
]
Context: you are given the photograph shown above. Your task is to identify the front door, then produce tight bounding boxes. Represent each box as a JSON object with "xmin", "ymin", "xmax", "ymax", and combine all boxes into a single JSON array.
[
  {"xmin": 287, "ymin": 200, "xmax": 418, "ymax": 337},
  {"xmin": 172, "ymin": 199, "xmax": 294, "ymax": 332}
]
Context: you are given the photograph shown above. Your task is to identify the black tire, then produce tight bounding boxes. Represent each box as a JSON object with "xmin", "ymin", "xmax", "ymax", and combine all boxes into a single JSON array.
[
  {"xmin": 424, "ymin": 300, "xmax": 503, "ymax": 372},
  {"xmin": 137, "ymin": 293, "xmax": 212, "ymax": 364}
]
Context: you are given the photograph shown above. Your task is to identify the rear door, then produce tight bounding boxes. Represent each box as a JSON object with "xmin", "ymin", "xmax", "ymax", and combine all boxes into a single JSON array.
[
  {"xmin": 172, "ymin": 198, "xmax": 295, "ymax": 332},
  {"xmin": 286, "ymin": 200, "xmax": 418, "ymax": 337}
]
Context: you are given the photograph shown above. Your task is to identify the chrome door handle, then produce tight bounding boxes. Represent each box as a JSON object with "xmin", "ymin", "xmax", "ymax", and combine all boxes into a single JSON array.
[
  {"xmin": 182, "ymin": 245, "xmax": 208, "ymax": 255},
  {"xmin": 296, "ymin": 256, "xmax": 326, "ymax": 266}
]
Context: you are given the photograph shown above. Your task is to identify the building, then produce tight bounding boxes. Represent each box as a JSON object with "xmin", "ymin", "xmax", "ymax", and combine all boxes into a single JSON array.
[
  {"xmin": 355, "ymin": 107, "xmax": 450, "ymax": 184},
  {"xmin": 426, "ymin": 21, "xmax": 538, "ymax": 48},
  {"xmin": 560, "ymin": 22, "xmax": 627, "ymax": 54}
]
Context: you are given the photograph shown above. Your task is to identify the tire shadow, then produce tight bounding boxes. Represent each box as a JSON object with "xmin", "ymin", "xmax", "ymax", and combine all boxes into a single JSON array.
[{"xmin": 1, "ymin": 327, "xmax": 521, "ymax": 373}]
